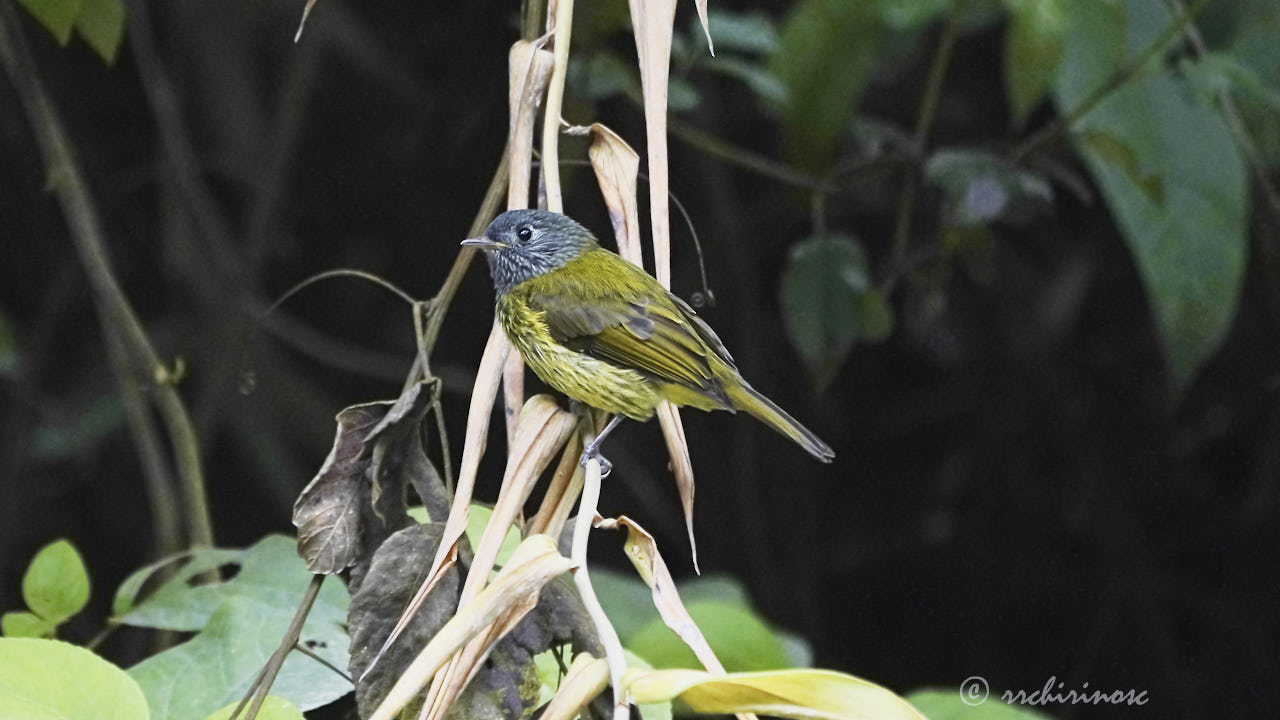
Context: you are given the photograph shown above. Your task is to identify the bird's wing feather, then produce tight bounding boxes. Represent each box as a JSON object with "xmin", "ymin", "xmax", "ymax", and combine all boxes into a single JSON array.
[{"xmin": 526, "ymin": 269, "xmax": 722, "ymax": 390}]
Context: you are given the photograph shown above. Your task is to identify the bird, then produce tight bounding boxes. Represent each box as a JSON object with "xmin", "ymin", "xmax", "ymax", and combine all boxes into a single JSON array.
[{"xmin": 461, "ymin": 209, "xmax": 834, "ymax": 468}]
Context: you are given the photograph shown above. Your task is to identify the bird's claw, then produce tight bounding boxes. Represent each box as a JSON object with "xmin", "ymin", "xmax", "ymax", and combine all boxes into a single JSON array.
[{"xmin": 579, "ymin": 446, "xmax": 612, "ymax": 478}]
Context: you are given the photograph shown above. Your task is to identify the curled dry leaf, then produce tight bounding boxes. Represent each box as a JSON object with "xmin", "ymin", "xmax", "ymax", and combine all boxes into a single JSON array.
[
  {"xmin": 587, "ymin": 124, "xmax": 642, "ymax": 263},
  {"xmin": 595, "ymin": 516, "xmax": 725, "ymax": 675},
  {"xmin": 292, "ymin": 403, "xmax": 383, "ymax": 575},
  {"xmin": 623, "ymin": 668, "xmax": 927, "ymax": 720},
  {"xmin": 293, "ymin": 381, "xmax": 449, "ymax": 581},
  {"xmin": 367, "ymin": 535, "xmax": 575, "ymax": 720}
]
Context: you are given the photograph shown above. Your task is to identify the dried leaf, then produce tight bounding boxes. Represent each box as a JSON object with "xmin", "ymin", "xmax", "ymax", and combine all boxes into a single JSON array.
[
  {"xmin": 540, "ymin": 653, "xmax": 610, "ymax": 720},
  {"xmin": 426, "ymin": 395, "xmax": 576, "ymax": 718},
  {"xmin": 624, "ymin": 668, "xmax": 926, "ymax": 720},
  {"xmin": 292, "ymin": 403, "xmax": 384, "ymax": 575},
  {"xmin": 365, "ymin": 324, "xmax": 510, "ymax": 679},
  {"xmin": 595, "ymin": 516, "xmax": 721, "ymax": 673},
  {"xmin": 694, "ymin": 0, "xmax": 714, "ymax": 56},
  {"xmin": 656, "ymin": 402, "xmax": 697, "ymax": 570},
  {"xmin": 625, "ymin": 0, "xmax": 698, "ymax": 571},
  {"xmin": 367, "ymin": 535, "xmax": 575, "ymax": 720},
  {"xmin": 627, "ymin": 0, "xmax": 678, "ymax": 288},
  {"xmin": 294, "ymin": 0, "xmax": 318, "ymax": 42},
  {"xmin": 587, "ymin": 124, "xmax": 642, "ymax": 263},
  {"xmin": 503, "ymin": 41, "xmax": 554, "ymax": 448}
]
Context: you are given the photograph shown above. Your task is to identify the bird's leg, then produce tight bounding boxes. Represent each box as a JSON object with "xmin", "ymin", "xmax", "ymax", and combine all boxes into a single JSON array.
[{"xmin": 580, "ymin": 414, "xmax": 623, "ymax": 478}]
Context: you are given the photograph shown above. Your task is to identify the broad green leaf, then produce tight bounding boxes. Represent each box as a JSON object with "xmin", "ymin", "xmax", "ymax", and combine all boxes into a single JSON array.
[
  {"xmin": 129, "ymin": 593, "xmax": 351, "ymax": 720},
  {"xmin": 1, "ymin": 611, "xmax": 53, "ymax": 638},
  {"xmin": 625, "ymin": 668, "xmax": 925, "ymax": 720},
  {"xmin": 771, "ymin": 0, "xmax": 883, "ymax": 169},
  {"xmin": 22, "ymin": 539, "xmax": 90, "ymax": 625},
  {"xmin": 781, "ymin": 235, "xmax": 893, "ymax": 373},
  {"xmin": 1054, "ymin": 0, "xmax": 1248, "ymax": 390},
  {"xmin": 111, "ymin": 548, "xmax": 235, "ymax": 619},
  {"xmin": 906, "ymin": 688, "xmax": 1054, "ymax": 718},
  {"xmin": 200, "ymin": 696, "xmax": 305, "ymax": 720},
  {"xmin": 590, "ymin": 566, "xmax": 658, "ymax": 640},
  {"xmin": 626, "ymin": 601, "xmax": 791, "ymax": 672},
  {"xmin": 1186, "ymin": 53, "xmax": 1280, "ymax": 112},
  {"xmin": 1002, "ymin": 0, "xmax": 1069, "ymax": 126},
  {"xmin": 0, "ymin": 638, "xmax": 149, "ymax": 720},
  {"xmin": 15, "ymin": 0, "xmax": 82, "ymax": 45},
  {"xmin": 115, "ymin": 536, "xmax": 346, "ymax": 631},
  {"xmin": 74, "ymin": 0, "xmax": 126, "ymax": 64}
]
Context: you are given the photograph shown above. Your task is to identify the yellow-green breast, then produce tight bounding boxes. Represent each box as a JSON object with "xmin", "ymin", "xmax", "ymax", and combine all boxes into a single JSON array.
[{"xmin": 496, "ymin": 259, "xmax": 664, "ymax": 420}]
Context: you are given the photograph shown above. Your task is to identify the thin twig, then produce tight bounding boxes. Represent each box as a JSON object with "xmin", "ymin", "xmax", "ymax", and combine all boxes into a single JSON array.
[
  {"xmin": 0, "ymin": 2, "xmax": 216, "ymax": 551},
  {"xmin": 887, "ymin": 11, "xmax": 960, "ymax": 293},
  {"xmin": 228, "ymin": 575, "xmax": 326, "ymax": 720},
  {"xmin": 1010, "ymin": 0, "xmax": 1215, "ymax": 163}
]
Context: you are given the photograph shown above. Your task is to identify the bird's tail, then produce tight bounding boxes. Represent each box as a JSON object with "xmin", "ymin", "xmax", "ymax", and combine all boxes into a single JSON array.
[{"xmin": 724, "ymin": 380, "xmax": 834, "ymax": 463}]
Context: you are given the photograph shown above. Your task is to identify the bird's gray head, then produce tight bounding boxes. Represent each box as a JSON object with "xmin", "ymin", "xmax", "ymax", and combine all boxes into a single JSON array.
[{"xmin": 461, "ymin": 209, "xmax": 599, "ymax": 294}]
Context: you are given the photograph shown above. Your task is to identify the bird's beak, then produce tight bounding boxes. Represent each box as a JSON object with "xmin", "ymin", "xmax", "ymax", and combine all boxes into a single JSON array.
[{"xmin": 460, "ymin": 236, "xmax": 504, "ymax": 250}]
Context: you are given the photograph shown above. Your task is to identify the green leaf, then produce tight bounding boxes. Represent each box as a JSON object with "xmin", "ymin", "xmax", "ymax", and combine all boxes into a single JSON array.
[
  {"xmin": 905, "ymin": 688, "xmax": 1055, "ymax": 718},
  {"xmin": 781, "ymin": 235, "xmax": 894, "ymax": 373},
  {"xmin": 129, "ymin": 594, "xmax": 352, "ymax": 720},
  {"xmin": 771, "ymin": 0, "xmax": 883, "ymax": 169},
  {"xmin": 627, "ymin": 601, "xmax": 791, "ymax": 672},
  {"xmin": 22, "ymin": 539, "xmax": 90, "ymax": 626},
  {"xmin": 0, "ymin": 638, "xmax": 149, "ymax": 720},
  {"xmin": 1002, "ymin": 0, "xmax": 1069, "ymax": 126},
  {"xmin": 1054, "ymin": 0, "xmax": 1249, "ymax": 390},
  {"xmin": 74, "ymin": 0, "xmax": 126, "ymax": 64},
  {"xmin": 114, "ymin": 536, "xmax": 347, "ymax": 632},
  {"xmin": 200, "ymin": 696, "xmax": 305, "ymax": 720},
  {"xmin": 15, "ymin": 0, "xmax": 83, "ymax": 46},
  {"xmin": 2, "ymin": 611, "xmax": 53, "ymax": 638}
]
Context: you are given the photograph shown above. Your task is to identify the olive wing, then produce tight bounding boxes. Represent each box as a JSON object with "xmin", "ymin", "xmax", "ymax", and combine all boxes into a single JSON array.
[{"xmin": 527, "ymin": 286, "xmax": 721, "ymax": 392}]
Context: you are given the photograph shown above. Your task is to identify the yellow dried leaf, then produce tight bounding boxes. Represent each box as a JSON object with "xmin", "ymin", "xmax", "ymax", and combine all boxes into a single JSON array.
[{"xmin": 624, "ymin": 668, "xmax": 926, "ymax": 720}]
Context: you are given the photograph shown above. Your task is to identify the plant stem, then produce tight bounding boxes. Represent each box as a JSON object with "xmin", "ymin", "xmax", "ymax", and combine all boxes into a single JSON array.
[
  {"xmin": 228, "ymin": 575, "xmax": 325, "ymax": 720},
  {"xmin": 887, "ymin": 11, "xmax": 960, "ymax": 292},
  {"xmin": 1164, "ymin": 0, "xmax": 1280, "ymax": 220},
  {"xmin": 0, "ymin": 2, "xmax": 215, "ymax": 551},
  {"xmin": 571, "ymin": 425, "xmax": 629, "ymax": 720},
  {"xmin": 1010, "ymin": 0, "xmax": 1215, "ymax": 163}
]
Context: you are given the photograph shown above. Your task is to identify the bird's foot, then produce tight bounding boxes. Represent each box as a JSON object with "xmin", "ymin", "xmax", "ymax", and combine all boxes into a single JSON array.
[{"xmin": 579, "ymin": 444, "xmax": 612, "ymax": 478}]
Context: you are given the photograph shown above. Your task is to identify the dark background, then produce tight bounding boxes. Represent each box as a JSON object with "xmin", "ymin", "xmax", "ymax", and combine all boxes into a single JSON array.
[{"xmin": 2, "ymin": 1, "xmax": 1278, "ymax": 718}]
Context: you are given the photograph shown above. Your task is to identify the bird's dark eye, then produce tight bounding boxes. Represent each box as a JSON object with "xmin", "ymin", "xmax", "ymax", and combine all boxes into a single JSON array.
[{"xmin": 517, "ymin": 227, "xmax": 533, "ymax": 242}]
